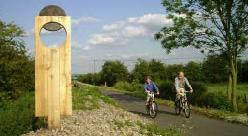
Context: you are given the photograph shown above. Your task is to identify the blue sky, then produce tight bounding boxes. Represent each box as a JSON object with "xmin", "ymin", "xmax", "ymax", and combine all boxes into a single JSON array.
[{"xmin": 0, "ymin": 0, "xmax": 206, "ymax": 74}]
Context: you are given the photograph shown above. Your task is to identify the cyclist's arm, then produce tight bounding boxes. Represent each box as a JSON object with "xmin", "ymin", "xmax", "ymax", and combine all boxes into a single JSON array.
[
  {"xmin": 144, "ymin": 84, "xmax": 149, "ymax": 93},
  {"xmin": 153, "ymin": 83, "xmax": 159, "ymax": 94},
  {"xmin": 185, "ymin": 78, "xmax": 192, "ymax": 90}
]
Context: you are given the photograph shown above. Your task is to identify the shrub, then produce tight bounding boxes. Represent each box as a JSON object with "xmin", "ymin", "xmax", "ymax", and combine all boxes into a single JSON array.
[
  {"xmin": 187, "ymin": 82, "xmax": 208, "ymax": 107},
  {"xmin": 114, "ymin": 81, "xmax": 132, "ymax": 91},
  {"xmin": 157, "ymin": 81, "xmax": 175, "ymax": 101},
  {"xmin": 77, "ymin": 73, "xmax": 102, "ymax": 85},
  {"xmin": 0, "ymin": 92, "xmax": 44, "ymax": 136},
  {"xmin": 237, "ymin": 102, "xmax": 248, "ymax": 114},
  {"xmin": 0, "ymin": 20, "xmax": 34, "ymax": 99},
  {"xmin": 205, "ymin": 92, "xmax": 232, "ymax": 111}
]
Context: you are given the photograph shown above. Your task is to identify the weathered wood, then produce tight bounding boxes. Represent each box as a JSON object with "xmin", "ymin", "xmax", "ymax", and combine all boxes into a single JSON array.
[{"xmin": 35, "ymin": 16, "xmax": 72, "ymax": 129}]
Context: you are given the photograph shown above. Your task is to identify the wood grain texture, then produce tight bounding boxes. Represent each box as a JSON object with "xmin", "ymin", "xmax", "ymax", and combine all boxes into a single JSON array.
[{"xmin": 35, "ymin": 16, "xmax": 72, "ymax": 126}]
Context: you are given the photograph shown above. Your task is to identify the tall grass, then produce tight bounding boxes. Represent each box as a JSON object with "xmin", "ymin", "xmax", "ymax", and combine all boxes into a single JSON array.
[{"xmin": 0, "ymin": 92, "xmax": 45, "ymax": 136}]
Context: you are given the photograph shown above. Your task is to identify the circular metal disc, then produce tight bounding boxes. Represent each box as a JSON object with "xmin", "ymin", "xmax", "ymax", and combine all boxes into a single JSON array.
[{"xmin": 39, "ymin": 5, "xmax": 66, "ymax": 31}]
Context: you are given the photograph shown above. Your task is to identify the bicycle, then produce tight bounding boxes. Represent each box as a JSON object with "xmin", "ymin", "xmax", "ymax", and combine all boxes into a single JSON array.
[
  {"xmin": 175, "ymin": 91, "xmax": 191, "ymax": 118},
  {"xmin": 146, "ymin": 92, "xmax": 158, "ymax": 118}
]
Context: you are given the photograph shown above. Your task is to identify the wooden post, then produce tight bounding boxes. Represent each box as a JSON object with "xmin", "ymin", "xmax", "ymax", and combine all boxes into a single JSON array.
[{"xmin": 35, "ymin": 16, "xmax": 72, "ymax": 129}]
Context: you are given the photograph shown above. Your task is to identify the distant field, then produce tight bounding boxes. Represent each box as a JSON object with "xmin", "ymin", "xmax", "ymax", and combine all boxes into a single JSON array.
[{"xmin": 207, "ymin": 83, "xmax": 248, "ymax": 95}]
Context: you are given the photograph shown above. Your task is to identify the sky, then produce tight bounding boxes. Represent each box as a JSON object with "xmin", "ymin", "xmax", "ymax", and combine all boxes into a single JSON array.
[{"xmin": 0, "ymin": 0, "xmax": 208, "ymax": 74}]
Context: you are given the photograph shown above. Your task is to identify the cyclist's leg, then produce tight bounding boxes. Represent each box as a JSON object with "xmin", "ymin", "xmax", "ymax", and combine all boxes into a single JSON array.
[
  {"xmin": 146, "ymin": 93, "xmax": 150, "ymax": 106},
  {"xmin": 175, "ymin": 92, "xmax": 180, "ymax": 107}
]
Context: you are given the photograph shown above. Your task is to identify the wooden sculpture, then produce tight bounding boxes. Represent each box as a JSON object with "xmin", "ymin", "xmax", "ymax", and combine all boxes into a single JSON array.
[{"xmin": 35, "ymin": 5, "xmax": 72, "ymax": 129}]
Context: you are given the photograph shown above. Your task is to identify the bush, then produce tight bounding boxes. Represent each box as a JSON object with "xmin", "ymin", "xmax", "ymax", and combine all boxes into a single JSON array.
[
  {"xmin": 77, "ymin": 73, "xmax": 102, "ymax": 86},
  {"xmin": 204, "ymin": 92, "xmax": 232, "ymax": 111},
  {"xmin": 0, "ymin": 20, "xmax": 34, "ymax": 99},
  {"xmin": 114, "ymin": 81, "xmax": 143, "ymax": 92},
  {"xmin": 114, "ymin": 81, "xmax": 132, "ymax": 91},
  {"xmin": 187, "ymin": 82, "xmax": 208, "ymax": 107},
  {"xmin": 157, "ymin": 81, "xmax": 175, "ymax": 101},
  {"xmin": 0, "ymin": 92, "xmax": 44, "ymax": 136}
]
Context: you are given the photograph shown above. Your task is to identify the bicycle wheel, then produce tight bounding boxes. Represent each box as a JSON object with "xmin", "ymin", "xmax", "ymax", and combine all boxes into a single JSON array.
[
  {"xmin": 175, "ymin": 100, "xmax": 181, "ymax": 115},
  {"xmin": 183, "ymin": 101, "xmax": 190, "ymax": 118},
  {"xmin": 149, "ymin": 101, "xmax": 158, "ymax": 118},
  {"xmin": 145, "ymin": 104, "xmax": 149, "ymax": 115}
]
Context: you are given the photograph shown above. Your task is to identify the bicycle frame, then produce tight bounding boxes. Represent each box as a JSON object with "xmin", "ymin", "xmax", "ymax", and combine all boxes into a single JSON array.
[
  {"xmin": 146, "ymin": 92, "xmax": 158, "ymax": 118},
  {"xmin": 147, "ymin": 92, "xmax": 155, "ymax": 102},
  {"xmin": 175, "ymin": 91, "xmax": 191, "ymax": 118}
]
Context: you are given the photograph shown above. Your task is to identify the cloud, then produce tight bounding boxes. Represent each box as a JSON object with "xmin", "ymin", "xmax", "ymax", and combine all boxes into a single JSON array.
[
  {"xmin": 87, "ymin": 13, "xmax": 172, "ymax": 46},
  {"xmin": 72, "ymin": 16, "xmax": 99, "ymax": 26},
  {"xmin": 72, "ymin": 41, "xmax": 91, "ymax": 51},
  {"xmin": 122, "ymin": 26, "xmax": 148, "ymax": 37},
  {"xmin": 88, "ymin": 33, "xmax": 116, "ymax": 45},
  {"xmin": 128, "ymin": 13, "xmax": 172, "ymax": 27},
  {"xmin": 102, "ymin": 21, "xmax": 125, "ymax": 31},
  {"xmin": 82, "ymin": 45, "xmax": 91, "ymax": 51}
]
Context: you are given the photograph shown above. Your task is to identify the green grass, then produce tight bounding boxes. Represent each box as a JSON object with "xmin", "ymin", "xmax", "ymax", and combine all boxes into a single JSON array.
[
  {"xmin": 0, "ymin": 92, "xmax": 45, "ymax": 136},
  {"xmin": 207, "ymin": 83, "xmax": 248, "ymax": 95},
  {"xmin": 72, "ymin": 86, "xmax": 117, "ymax": 110},
  {"xmin": 113, "ymin": 119, "xmax": 181, "ymax": 136}
]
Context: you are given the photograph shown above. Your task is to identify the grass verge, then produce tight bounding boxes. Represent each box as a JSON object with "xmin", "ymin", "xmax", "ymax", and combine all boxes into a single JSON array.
[
  {"xmin": 113, "ymin": 119, "xmax": 181, "ymax": 136},
  {"xmin": 73, "ymin": 86, "xmax": 117, "ymax": 110}
]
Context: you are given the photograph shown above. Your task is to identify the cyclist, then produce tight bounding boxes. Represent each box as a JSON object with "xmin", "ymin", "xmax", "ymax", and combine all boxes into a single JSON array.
[
  {"xmin": 174, "ymin": 72, "xmax": 193, "ymax": 102},
  {"xmin": 144, "ymin": 76, "xmax": 159, "ymax": 106}
]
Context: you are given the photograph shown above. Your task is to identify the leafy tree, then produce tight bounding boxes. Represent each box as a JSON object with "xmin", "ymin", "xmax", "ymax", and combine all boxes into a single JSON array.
[
  {"xmin": 202, "ymin": 55, "xmax": 228, "ymax": 83},
  {"xmin": 165, "ymin": 64, "xmax": 184, "ymax": 81},
  {"xmin": 155, "ymin": 0, "xmax": 248, "ymax": 111},
  {"xmin": 148, "ymin": 59, "xmax": 167, "ymax": 81},
  {"xmin": 100, "ymin": 60, "xmax": 128, "ymax": 86},
  {"xmin": 131, "ymin": 59, "xmax": 151, "ymax": 83},
  {"xmin": 184, "ymin": 61, "xmax": 204, "ymax": 81},
  {"xmin": 131, "ymin": 59, "xmax": 167, "ymax": 83},
  {"xmin": 0, "ymin": 20, "xmax": 34, "ymax": 99}
]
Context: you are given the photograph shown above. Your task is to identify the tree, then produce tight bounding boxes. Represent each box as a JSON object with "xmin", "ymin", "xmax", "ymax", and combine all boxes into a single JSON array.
[
  {"xmin": 184, "ymin": 61, "xmax": 204, "ymax": 81},
  {"xmin": 100, "ymin": 60, "xmax": 128, "ymax": 86},
  {"xmin": 0, "ymin": 20, "xmax": 34, "ymax": 99},
  {"xmin": 165, "ymin": 64, "xmax": 184, "ymax": 81},
  {"xmin": 155, "ymin": 0, "xmax": 248, "ymax": 111},
  {"xmin": 202, "ymin": 55, "xmax": 229, "ymax": 83},
  {"xmin": 131, "ymin": 59, "xmax": 151, "ymax": 83},
  {"xmin": 131, "ymin": 59, "xmax": 167, "ymax": 83},
  {"xmin": 148, "ymin": 59, "xmax": 167, "ymax": 81}
]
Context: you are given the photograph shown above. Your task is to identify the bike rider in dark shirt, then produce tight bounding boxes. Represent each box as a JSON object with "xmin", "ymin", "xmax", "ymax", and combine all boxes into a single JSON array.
[{"xmin": 144, "ymin": 76, "xmax": 159, "ymax": 106}]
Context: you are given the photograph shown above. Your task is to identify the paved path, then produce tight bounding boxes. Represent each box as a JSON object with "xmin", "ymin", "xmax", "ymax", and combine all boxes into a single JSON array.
[{"xmin": 102, "ymin": 90, "xmax": 248, "ymax": 136}]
